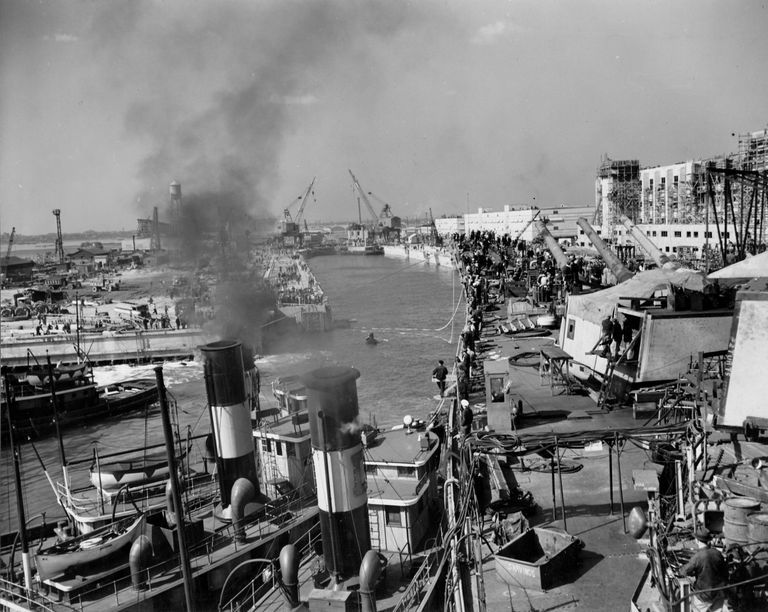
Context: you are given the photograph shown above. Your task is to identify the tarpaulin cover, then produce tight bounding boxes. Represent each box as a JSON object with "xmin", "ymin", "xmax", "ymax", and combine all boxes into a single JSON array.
[
  {"xmin": 566, "ymin": 267, "xmax": 710, "ymax": 325},
  {"xmin": 708, "ymin": 250, "xmax": 768, "ymax": 280}
]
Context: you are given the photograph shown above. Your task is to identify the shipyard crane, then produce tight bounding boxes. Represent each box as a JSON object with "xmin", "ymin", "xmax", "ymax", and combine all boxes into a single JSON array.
[
  {"xmin": 512, "ymin": 209, "xmax": 541, "ymax": 243},
  {"xmin": 2, "ymin": 227, "xmax": 15, "ymax": 277},
  {"xmin": 4, "ymin": 227, "xmax": 15, "ymax": 261},
  {"xmin": 52, "ymin": 209, "xmax": 65, "ymax": 264},
  {"xmin": 366, "ymin": 190, "xmax": 394, "ymax": 221},
  {"xmin": 348, "ymin": 170, "xmax": 381, "ymax": 228},
  {"xmin": 283, "ymin": 177, "xmax": 316, "ymax": 226},
  {"xmin": 281, "ymin": 178, "xmax": 316, "ymax": 247}
]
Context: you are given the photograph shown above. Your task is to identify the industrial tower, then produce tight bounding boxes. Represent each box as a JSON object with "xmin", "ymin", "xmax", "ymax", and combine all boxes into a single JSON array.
[{"xmin": 52, "ymin": 209, "xmax": 65, "ymax": 264}]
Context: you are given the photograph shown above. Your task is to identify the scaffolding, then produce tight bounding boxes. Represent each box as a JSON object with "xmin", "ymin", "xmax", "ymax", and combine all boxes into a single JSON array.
[
  {"xmin": 739, "ymin": 129, "xmax": 768, "ymax": 172},
  {"xmin": 703, "ymin": 154, "xmax": 768, "ymax": 266},
  {"xmin": 596, "ymin": 156, "xmax": 641, "ymax": 236}
]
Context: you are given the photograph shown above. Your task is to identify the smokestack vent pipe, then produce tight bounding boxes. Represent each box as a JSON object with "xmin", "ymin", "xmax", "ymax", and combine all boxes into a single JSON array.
[
  {"xmin": 201, "ymin": 340, "xmax": 259, "ymax": 512},
  {"xmin": 302, "ymin": 366, "xmax": 370, "ymax": 583}
]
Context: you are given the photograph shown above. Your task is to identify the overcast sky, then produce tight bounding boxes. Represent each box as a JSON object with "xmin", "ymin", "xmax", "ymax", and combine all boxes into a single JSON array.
[{"xmin": 1, "ymin": 0, "xmax": 767, "ymax": 235}]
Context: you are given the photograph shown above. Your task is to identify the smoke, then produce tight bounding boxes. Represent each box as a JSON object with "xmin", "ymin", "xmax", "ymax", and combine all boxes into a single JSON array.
[
  {"xmin": 86, "ymin": 0, "xmax": 431, "ymax": 229},
  {"xmin": 77, "ymin": 1, "xmax": 423, "ymax": 346},
  {"xmin": 339, "ymin": 417, "xmax": 363, "ymax": 436}
]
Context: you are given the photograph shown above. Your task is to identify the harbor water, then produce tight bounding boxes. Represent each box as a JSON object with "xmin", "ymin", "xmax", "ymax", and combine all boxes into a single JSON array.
[{"xmin": 0, "ymin": 254, "xmax": 460, "ymax": 531}]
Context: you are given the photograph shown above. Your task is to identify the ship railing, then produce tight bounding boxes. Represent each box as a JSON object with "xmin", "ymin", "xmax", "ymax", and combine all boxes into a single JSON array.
[
  {"xmin": 61, "ymin": 490, "xmax": 318, "ymax": 610},
  {"xmin": 391, "ymin": 530, "xmax": 446, "ymax": 612},
  {"xmin": 218, "ymin": 521, "xmax": 323, "ymax": 612},
  {"xmin": 55, "ymin": 476, "xmax": 219, "ymax": 530},
  {"xmin": 0, "ymin": 577, "xmax": 78, "ymax": 612}
]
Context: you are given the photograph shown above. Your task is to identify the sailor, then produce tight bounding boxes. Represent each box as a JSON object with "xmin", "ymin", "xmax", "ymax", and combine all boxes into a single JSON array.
[
  {"xmin": 681, "ymin": 527, "xmax": 732, "ymax": 612},
  {"xmin": 365, "ymin": 332, "xmax": 378, "ymax": 345},
  {"xmin": 459, "ymin": 399, "xmax": 473, "ymax": 436},
  {"xmin": 432, "ymin": 359, "xmax": 449, "ymax": 397},
  {"xmin": 611, "ymin": 317, "xmax": 623, "ymax": 359}
]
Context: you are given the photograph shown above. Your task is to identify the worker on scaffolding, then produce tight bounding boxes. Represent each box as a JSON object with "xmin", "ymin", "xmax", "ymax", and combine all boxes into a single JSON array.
[{"xmin": 681, "ymin": 527, "xmax": 732, "ymax": 612}]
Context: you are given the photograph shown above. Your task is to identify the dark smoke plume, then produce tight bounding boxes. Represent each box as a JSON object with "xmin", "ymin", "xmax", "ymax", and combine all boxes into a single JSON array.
[{"xmin": 81, "ymin": 1, "xmax": 431, "ymax": 348}]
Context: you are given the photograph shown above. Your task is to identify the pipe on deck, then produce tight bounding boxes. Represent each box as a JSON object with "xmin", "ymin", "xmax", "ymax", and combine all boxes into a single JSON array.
[
  {"xmin": 534, "ymin": 220, "xmax": 570, "ymax": 271},
  {"xmin": 619, "ymin": 215, "xmax": 675, "ymax": 268},
  {"xmin": 576, "ymin": 218, "xmax": 634, "ymax": 283}
]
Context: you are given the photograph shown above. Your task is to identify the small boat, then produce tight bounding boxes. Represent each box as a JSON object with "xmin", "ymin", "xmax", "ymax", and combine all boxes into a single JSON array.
[
  {"xmin": 34, "ymin": 513, "xmax": 146, "ymax": 580},
  {"xmin": 2, "ymin": 374, "xmax": 159, "ymax": 438},
  {"xmin": 90, "ymin": 450, "xmax": 183, "ymax": 492}
]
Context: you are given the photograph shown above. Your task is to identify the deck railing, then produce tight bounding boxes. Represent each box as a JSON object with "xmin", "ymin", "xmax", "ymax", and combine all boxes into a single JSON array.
[
  {"xmin": 218, "ymin": 520, "xmax": 323, "ymax": 612},
  {"xmin": 47, "ymin": 490, "xmax": 318, "ymax": 610},
  {"xmin": 0, "ymin": 577, "xmax": 77, "ymax": 611}
]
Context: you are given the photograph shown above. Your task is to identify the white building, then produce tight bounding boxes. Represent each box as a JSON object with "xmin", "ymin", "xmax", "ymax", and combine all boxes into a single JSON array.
[
  {"xmin": 433, "ymin": 215, "xmax": 464, "ymax": 236},
  {"xmin": 617, "ymin": 222, "xmax": 737, "ymax": 261},
  {"xmin": 539, "ymin": 205, "xmax": 597, "ymax": 245},
  {"xmin": 463, "ymin": 206, "xmax": 539, "ymax": 240},
  {"xmin": 639, "ymin": 161, "xmax": 706, "ymax": 225}
]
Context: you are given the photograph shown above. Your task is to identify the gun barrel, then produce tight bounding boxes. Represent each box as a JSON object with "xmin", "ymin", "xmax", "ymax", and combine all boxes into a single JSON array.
[
  {"xmin": 576, "ymin": 218, "xmax": 634, "ymax": 283},
  {"xmin": 619, "ymin": 215, "xmax": 675, "ymax": 268},
  {"xmin": 534, "ymin": 220, "xmax": 570, "ymax": 271}
]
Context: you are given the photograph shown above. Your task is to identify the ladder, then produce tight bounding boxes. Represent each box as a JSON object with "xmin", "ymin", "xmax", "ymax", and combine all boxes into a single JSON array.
[
  {"xmin": 258, "ymin": 421, "xmax": 284, "ymax": 495},
  {"xmin": 368, "ymin": 507, "xmax": 381, "ymax": 550},
  {"xmin": 598, "ymin": 333, "xmax": 641, "ymax": 409}
]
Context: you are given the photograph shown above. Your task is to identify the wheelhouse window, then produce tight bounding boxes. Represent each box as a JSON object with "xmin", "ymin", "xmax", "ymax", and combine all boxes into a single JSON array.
[{"xmin": 385, "ymin": 506, "xmax": 402, "ymax": 526}]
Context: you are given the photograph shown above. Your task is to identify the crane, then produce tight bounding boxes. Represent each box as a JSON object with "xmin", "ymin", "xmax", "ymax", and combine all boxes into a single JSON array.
[
  {"xmin": 512, "ymin": 208, "xmax": 541, "ymax": 243},
  {"xmin": 294, "ymin": 177, "xmax": 316, "ymax": 226},
  {"xmin": 2, "ymin": 227, "xmax": 15, "ymax": 276},
  {"xmin": 4, "ymin": 227, "xmax": 15, "ymax": 261},
  {"xmin": 52, "ymin": 209, "xmax": 65, "ymax": 264},
  {"xmin": 281, "ymin": 178, "xmax": 316, "ymax": 247},
  {"xmin": 366, "ymin": 190, "xmax": 393, "ymax": 220},
  {"xmin": 348, "ymin": 170, "xmax": 380, "ymax": 228},
  {"xmin": 283, "ymin": 177, "xmax": 316, "ymax": 226}
]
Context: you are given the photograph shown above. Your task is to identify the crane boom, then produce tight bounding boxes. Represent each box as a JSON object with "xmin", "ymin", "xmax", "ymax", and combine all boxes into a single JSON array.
[
  {"xmin": 348, "ymin": 170, "xmax": 380, "ymax": 226},
  {"xmin": 512, "ymin": 209, "xmax": 541, "ymax": 243},
  {"xmin": 294, "ymin": 177, "xmax": 316, "ymax": 225},
  {"xmin": 5, "ymin": 227, "xmax": 15, "ymax": 261},
  {"xmin": 2, "ymin": 227, "xmax": 15, "ymax": 275}
]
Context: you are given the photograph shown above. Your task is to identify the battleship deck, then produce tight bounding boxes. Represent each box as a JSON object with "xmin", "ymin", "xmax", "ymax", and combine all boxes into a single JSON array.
[{"xmin": 464, "ymin": 309, "xmax": 661, "ymax": 610}]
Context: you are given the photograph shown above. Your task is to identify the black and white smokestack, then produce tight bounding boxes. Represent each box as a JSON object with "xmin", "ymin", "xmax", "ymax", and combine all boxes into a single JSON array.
[
  {"xmin": 201, "ymin": 340, "xmax": 259, "ymax": 509},
  {"xmin": 302, "ymin": 366, "xmax": 370, "ymax": 583}
]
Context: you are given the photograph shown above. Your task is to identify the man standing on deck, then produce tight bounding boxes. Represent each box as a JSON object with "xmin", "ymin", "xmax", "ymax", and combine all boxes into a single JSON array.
[
  {"xmin": 681, "ymin": 528, "xmax": 732, "ymax": 612},
  {"xmin": 459, "ymin": 399, "xmax": 473, "ymax": 436},
  {"xmin": 432, "ymin": 360, "xmax": 448, "ymax": 397}
]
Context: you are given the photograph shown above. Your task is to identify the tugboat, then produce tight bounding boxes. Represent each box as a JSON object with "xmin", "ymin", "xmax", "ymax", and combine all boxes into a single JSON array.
[{"xmin": 1, "ymin": 359, "xmax": 158, "ymax": 438}]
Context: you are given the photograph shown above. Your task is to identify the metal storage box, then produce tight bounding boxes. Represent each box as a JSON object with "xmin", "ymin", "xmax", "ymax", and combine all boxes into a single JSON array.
[{"xmin": 495, "ymin": 527, "xmax": 581, "ymax": 591}]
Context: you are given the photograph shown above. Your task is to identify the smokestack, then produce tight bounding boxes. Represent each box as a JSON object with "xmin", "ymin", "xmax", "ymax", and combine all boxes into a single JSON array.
[
  {"xmin": 151, "ymin": 206, "xmax": 162, "ymax": 251},
  {"xmin": 576, "ymin": 218, "xmax": 633, "ymax": 283},
  {"xmin": 302, "ymin": 366, "xmax": 370, "ymax": 585},
  {"xmin": 201, "ymin": 340, "xmax": 259, "ymax": 518}
]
